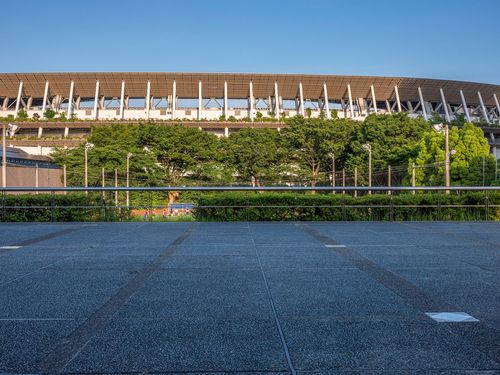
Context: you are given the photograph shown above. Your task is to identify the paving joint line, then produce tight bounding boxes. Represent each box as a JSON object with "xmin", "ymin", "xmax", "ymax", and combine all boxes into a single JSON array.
[
  {"xmin": 35, "ymin": 222, "xmax": 198, "ymax": 374},
  {"xmin": 295, "ymin": 222, "xmax": 500, "ymax": 366},
  {"xmin": 248, "ymin": 222, "xmax": 297, "ymax": 375}
]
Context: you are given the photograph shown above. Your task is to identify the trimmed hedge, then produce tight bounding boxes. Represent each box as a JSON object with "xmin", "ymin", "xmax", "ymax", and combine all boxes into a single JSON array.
[
  {"xmin": 0, "ymin": 193, "xmax": 124, "ymax": 222},
  {"xmin": 193, "ymin": 192, "xmax": 500, "ymax": 221}
]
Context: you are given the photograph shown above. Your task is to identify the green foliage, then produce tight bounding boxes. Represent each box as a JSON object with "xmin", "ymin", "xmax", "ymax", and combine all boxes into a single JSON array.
[
  {"xmin": 0, "ymin": 194, "xmax": 121, "ymax": 222},
  {"xmin": 412, "ymin": 123, "xmax": 495, "ymax": 186},
  {"xmin": 43, "ymin": 108, "xmax": 56, "ymax": 119},
  {"xmin": 59, "ymin": 112, "xmax": 67, "ymax": 121},
  {"xmin": 17, "ymin": 110, "xmax": 28, "ymax": 119},
  {"xmin": 283, "ymin": 116, "xmax": 360, "ymax": 185},
  {"xmin": 305, "ymin": 107, "xmax": 312, "ymax": 118},
  {"xmin": 224, "ymin": 128, "xmax": 285, "ymax": 185},
  {"xmin": 194, "ymin": 192, "xmax": 500, "ymax": 221}
]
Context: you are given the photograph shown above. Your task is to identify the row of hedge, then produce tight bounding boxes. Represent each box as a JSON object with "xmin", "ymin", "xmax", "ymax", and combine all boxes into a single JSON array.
[
  {"xmin": 0, "ymin": 194, "xmax": 124, "ymax": 222},
  {"xmin": 193, "ymin": 192, "xmax": 500, "ymax": 221}
]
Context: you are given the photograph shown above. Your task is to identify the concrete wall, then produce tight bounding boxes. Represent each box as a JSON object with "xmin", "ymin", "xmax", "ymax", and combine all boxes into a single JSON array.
[{"xmin": 0, "ymin": 165, "xmax": 63, "ymax": 188}]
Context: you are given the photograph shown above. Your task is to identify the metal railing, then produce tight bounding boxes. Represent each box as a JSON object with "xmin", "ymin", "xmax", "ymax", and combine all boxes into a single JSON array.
[{"xmin": 0, "ymin": 186, "xmax": 499, "ymax": 222}]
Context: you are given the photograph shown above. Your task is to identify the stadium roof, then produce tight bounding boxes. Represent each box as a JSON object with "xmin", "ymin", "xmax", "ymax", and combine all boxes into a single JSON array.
[{"xmin": 0, "ymin": 73, "xmax": 499, "ymax": 105}]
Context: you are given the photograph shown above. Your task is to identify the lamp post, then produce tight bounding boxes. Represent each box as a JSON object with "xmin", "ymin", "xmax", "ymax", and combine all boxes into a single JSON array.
[
  {"xmin": 126, "ymin": 152, "xmax": 133, "ymax": 208},
  {"xmin": 2, "ymin": 123, "xmax": 6, "ymax": 188},
  {"xmin": 362, "ymin": 143, "xmax": 372, "ymax": 195},
  {"xmin": 328, "ymin": 152, "xmax": 335, "ymax": 194},
  {"xmin": 84, "ymin": 142, "xmax": 94, "ymax": 195}
]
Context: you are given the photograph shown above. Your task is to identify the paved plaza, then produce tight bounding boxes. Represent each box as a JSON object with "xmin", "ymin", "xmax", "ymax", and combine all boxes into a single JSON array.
[{"xmin": 0, "ymin": 221, "xmax": 500, "ymax": 374}]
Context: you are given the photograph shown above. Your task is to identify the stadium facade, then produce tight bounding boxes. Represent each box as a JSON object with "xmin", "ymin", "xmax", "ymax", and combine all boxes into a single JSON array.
[{"xmin": 1, "ymin": 73, "xmax": 499, "ymax": 123}]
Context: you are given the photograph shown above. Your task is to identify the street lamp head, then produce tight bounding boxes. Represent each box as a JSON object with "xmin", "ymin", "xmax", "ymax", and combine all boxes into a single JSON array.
[
  {"xmin": 362, "ymin": 143, "xmax": 371, "ymax": 151},
  {"xmin": 328, "ymin": 152, "xmax": 335, "ymax": 158},
  {"xmin": 127, "ymin": 152, "xmax": 133, "ymax": 159},
  {"xmin": 85, "ymin": 142, "xmax": 94, "ymax": 150},
  {"xmin": 450, "ymin": 149, "xmax": 457, "ymax": 155}
]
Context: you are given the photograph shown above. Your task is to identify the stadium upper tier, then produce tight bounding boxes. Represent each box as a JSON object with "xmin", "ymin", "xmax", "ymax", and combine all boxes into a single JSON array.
[{"xmin": 0, "ymin": 73, "xmax": 499, "ymax": 123}]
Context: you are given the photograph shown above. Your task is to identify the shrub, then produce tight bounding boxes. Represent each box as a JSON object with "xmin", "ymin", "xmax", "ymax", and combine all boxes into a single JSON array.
[
  {"xmin": 0, "ymin": 193, "xmax": 125, "ymax": 222},
  {"xmin": 193, "ymin": 192, "xmax": 500, "ymax": 222},
  {"xmin": 44, "ymin": 108, "xmax": 56, "ymax": 118}
]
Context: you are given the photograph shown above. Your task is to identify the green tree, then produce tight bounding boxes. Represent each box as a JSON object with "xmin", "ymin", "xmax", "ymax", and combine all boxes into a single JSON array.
[
  {"xmin": 138, "ymin": 124, "xmax": 221, "ymax": 185},
  {"xmin": 283, "ymin": 116, "xmax": 359, "ymax": 186},
  {"xmin": 223, "ymin": 128, "xmax": 284, "ymax": 186},
  {"xmin": 411, "ymin": 123, "xmax": 496, "ymax": 186}
]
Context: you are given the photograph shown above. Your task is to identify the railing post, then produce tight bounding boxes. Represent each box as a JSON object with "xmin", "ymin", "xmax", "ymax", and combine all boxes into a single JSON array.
[
  {"xmin": 50, "ymin": 190, "xmax": 55, "ymax": 222},
  {"xmin": 389, "ymin": 194, "xmax": 394, "ymax": 221},
  {"xmin": 2, "ymin": 190, "xmax": 5, "ymax": 222}
]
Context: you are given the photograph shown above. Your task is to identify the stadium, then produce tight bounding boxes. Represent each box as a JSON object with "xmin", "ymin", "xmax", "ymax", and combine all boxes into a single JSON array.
[{"xmin": 1, "ymin": 72, "xmax": 499, "ymax": 123}]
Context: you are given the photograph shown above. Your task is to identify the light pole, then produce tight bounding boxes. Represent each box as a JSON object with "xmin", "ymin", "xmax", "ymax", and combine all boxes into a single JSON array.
[
  {"xmin": 362, "ymin": 143, "xmax": 372, "ymax": 195},
  {"xmin": 126, "ymin": 152, "xmax": 133, "ymax": 208},
  {"xmin": 2, "ymin": 123, "xmax": 6, "ymax": 188},
  {"xmin": 328, "ymin": 152, "xmax": 335, "ymax": 194},
  {"xmin": 444, "ymin": 125, "xmax": 450, "ymax": 191},
  {"xmin": 84, "ymin": 142, "xmax": 94, "ymax": 195}
]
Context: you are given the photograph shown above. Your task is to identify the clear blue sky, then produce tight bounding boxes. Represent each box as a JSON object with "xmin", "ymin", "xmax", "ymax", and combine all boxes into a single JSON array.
[{"xmin": 3, "ymin": 0, "xmax": 500, "ymax": 84}]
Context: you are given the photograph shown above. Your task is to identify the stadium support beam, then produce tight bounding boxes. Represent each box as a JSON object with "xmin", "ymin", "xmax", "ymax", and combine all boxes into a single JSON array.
[
  {"xmin": 460, "ymin": 90, "xmax": 471, "ymax": 122},
  {"xmin": 493, "ymin": 93, "xmax": 500, "ymax": 119},
  {"xmin": 198, "ymin": 81, "xmax": 203, "ymax": 120},
  {"xmin": 224, "ymin": 81, "xmax": 228, "ymax": 119},
  {"xmin": 439, "ymin": 88, "xmax": 451, "ymax": 123},
  {"xmin": 299, "ymin": 82, "xmax": 305, "ymax": 116},
  {"xmin": 119, "ymin": 80, "xmax": 125, "ymax": 119},
  {"xmin": 249, "ymin": 81, "xmax": 255, "ymax": 121},
  {"xmin": 42, "ymin": 81, "xmax": 49, "ymax": 114},
  {"xmin": 172, "ymin": 80, "xmax": 176, "ymax": 120},
  {"xmin": 323, "ymin": 83, "xmax": 331, "ymax": 118},
  {"xmin": 477, "ymin": 91, "xmax": 490, "ymax": 124},
  {"xmin": 347, "ymin": 84, "xmax": 354, "ymax": 118},
  {"xmin": 93, "ymin": 81, "xmax": 100, "ymax": 120},
  {"xmin": 394, "ymin": 86, "xmax": 402, "ymax": 112},
  {"xmin": 146, "ymin": 80, "xmax": 151, "ymax": 119},
  {"xmin": 14, "ymin": 81, "xmax": 23, "ymax": 117},
  {"xmin": 370, "ymin": 84, "xmax": 378, "ymax": 114},
  {"xmin": 274, "ymin": 82, "xmax": 280, "ymax": 116},
  {"xmin": 418, "ymin": 87, "xmax": 428, "ymax": 120},
  {"xmin": 67, "ymin": 80, "xmax": 74, "ymax": 118}
]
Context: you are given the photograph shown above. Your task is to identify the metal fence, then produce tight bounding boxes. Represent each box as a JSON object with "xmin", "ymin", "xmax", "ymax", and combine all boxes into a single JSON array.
[{"xmin": 0, "ymin": 186, "xmax": 499, "ymax": 222}]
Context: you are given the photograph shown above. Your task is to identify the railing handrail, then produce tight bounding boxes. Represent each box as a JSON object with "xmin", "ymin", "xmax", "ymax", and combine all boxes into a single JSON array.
[{"xmin": 0, "ymin": 186, "xmax": 499, "ymax": 193}]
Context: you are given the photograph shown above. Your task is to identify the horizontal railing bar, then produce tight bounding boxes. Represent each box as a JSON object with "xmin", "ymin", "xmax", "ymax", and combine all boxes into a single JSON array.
[{"xmin": 0, "ymin": 186, "xmax": 500, "ymax": 192}]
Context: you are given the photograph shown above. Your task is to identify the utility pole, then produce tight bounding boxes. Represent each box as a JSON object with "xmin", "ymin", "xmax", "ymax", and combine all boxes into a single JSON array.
[
  {"xmin": 126, "ymin": 152, "xmax": 133, "ymax": 208},
  {"xmin": 2, "ymin": 123, "xmax": 6, "ymax": 188},
  {"xmin": 63, "ymin": 165, "xmax": 67, "ymax": 195},
  {"xmin": 412, "ymin": 163, "xmax": 416, "ymax": 195},
  {"xmin": 363, "ymin": 144, "xmax": 372, "ymax": 195},
  {"xmin": 329, "ymin": 152, "xmax": 335, "ymax": 194},
  {"xmin": 444, "ymin": 124, "xmax": 450, "ymax": 193}
]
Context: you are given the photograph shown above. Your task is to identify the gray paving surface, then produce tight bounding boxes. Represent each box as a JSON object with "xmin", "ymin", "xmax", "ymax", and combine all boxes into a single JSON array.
[{"xmin": 0, "ymin": 221, "xmax": 500, "ymax": 374}]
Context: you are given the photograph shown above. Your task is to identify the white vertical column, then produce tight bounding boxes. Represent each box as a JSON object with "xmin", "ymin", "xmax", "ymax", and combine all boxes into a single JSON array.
[
  {"xmin": 477, "ymin": 91, "xmax": 490, "ymax": 124},
  {"xmin": 198, "ymin": 81, "xmax": 202, "ymax": 120},
  {"xmin": 460, "ymin": 89, "xmax": 471, "ymax": 123},
  {"xmin": 394, "ymin": 86, "xmax": 402, "ymax": 112},
  {"xmin": 439, "ymin": 88, "xmax": 451, "ymax": 123},
  {"xmin": 171, "ymin": 80, "xmax": 176, "ymax": 120},
  {"xmin": 67, "ymin": 80, "xmax": 75, "ymax": 118},
  {"xmin": 93, "ymin": 80, "xmax": 100, "ymax": 120},
  {"xmin": 370, "ymin": 84, "xmax": 378, "ymax": 113},
  {"xmin": 299, "ymin": 82, "xmax": 305, "ymax": 116},
  {"xmin": 14, "ymin": 81, "xmax": 23, "ymax": 116},
  {"xmin": 42, "ymin": 81, "xmax": 49, "ymax": 114},
  {"xmin": 418, "ymin": 87, "xmax": 428, "ymax": 120},
  {"xmin": 249, "ymin": 81, "xmax": 255, "ymax": 121},
  {"xmin": 494, "ymin": 94, "xmax": 500, "ymax": 120},
  {"xmin": 224, "ymin": 81, "xmax": 228, "ymax": 119},
  {"xmin": 274, "ymin": 82, "xmax": 280, "ymax": 116},
  {"xmin": 323, "ymin": 83, "xmax": 330, "ymax": 118},
  {"xmin": 145, "ymin": 80, "xmax": 151, "ymax": 119},
  {"xmin": 119, "ymin": 80, "xmax": 125, "ymax": 119},
  {"xmin": 347, "ymin": 84, "xmax": 354, "ymax": 118}
]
